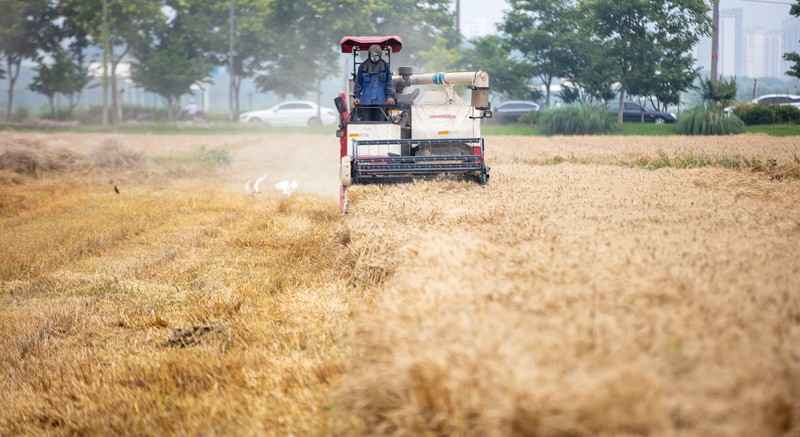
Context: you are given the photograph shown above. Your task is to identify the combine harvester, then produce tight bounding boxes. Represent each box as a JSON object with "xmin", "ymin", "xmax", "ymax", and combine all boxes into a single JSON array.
[{"xmin": 334, "ymin": 36, "xmax": 492, "ymax": 213}]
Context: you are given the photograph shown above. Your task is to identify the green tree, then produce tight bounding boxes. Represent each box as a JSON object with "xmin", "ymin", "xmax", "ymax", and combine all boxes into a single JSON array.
[
  {"xmin": 130, "ymin": 8, "xmax": 213, "ymax": 121},
  {"xmin": 157, "ymin": 0, "xmax": 271, "ymax": 119},
  {"xmin": 255, "ymin": 0, "xmax": 458, "ymax": 107},
  {"xmin": 784, "ymin": 1, "xmax": 800, "ymax": 79},
  {"xmin": 643, "ymin": 48, "xmax": 699, "ymax": 112},
  {"xmin": 697, "ymin": 75, "xmax": 737, "ymax": 110},
  {"xmin": 563, "ymin": 31, "xmax": 617, "ymax": 104},
  {"xmin": 29, "ymin": 47, "xmax": 89, "ymax": 119},
  {"xmin": 0, "ymin": 0, "xmax": 54, "ymax": 120},
  {"xmin": 418, "ymin": 37, "xmax": 463, "ymax": 73},
  {"xmin": 580, "ymin": 0, "xmax": 710, "ymax": 122},
  {"xmin": 255, "ymin": 0, "xmax": 363, "ymax": 118},
  {"xmin": 365, "ymin": 0, "xmax": 459, "ymax": 67},
  {"xmin": 502, "ymin": 0, "xmax": 579, "ymax": 108},
  {"xmin": 223, "ymin": 0, "xmax": 273, "ymax": 117},
  {"xmin": 55, "ymin": 3, "xmax": 94, "ymax": 119},
  {"xmin": 60, "ymin": 0, "xmax": 161, "ymax": 123},
  {"xmin": 459, "ymin": 35, "xmax": 542, "ymax": 101}
]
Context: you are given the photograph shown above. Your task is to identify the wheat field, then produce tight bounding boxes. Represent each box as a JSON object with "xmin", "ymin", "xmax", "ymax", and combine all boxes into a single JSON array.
[{"xmin": 1, "ymin": 131, "xmax": 799, "ymax": 436}]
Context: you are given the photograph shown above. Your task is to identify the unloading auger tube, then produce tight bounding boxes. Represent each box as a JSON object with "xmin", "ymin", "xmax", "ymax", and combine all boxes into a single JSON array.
[{"xmin": 335, "ymin": 36, "xmax": 491, "ymax": 213}]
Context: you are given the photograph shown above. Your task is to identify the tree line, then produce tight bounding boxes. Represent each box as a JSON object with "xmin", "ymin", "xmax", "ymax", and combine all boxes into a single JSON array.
[{"xmin": 1, "ymin": 0, "xmax": 799, "ymax": 123}]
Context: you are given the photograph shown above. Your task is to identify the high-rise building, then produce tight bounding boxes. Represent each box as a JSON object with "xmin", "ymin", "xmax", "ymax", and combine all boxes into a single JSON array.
[
  {"xmin": 782, "ymin": 17, "xmax": 800, "ymax": 78},
  {"xmin": 696, "ymin": 9, "xmax": 744, "ymax": 78},
  {"xmin": 744, "ymin": 28, "xmax": 783, "ymax": 78},
  {"xmin": 764, "ymin": 30, "xmax": 782, "ymax": 78},
  {"xmin": 719, "ymin": 9, "xmax": 744, "ymax": 77}
]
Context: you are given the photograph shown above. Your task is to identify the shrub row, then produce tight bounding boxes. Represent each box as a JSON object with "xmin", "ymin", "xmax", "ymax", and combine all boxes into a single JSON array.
[
  {"xmin": 676, "ymin": 108, "xmax": 745, "ymax": 135},
  {"xmin": 537, "ymin": 104, "xmax": 615, "ymax": 135},
  {"xmin": 731, "ymin": 104, "xmax": 800, "ymax": 125}
]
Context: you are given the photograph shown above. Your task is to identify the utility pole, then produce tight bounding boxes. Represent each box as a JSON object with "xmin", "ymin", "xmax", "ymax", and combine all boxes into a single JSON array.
[
  {"xmin": 455, "ymin": 0, "xmax": 460, "ymax": 35},
  {"xmin": 710, "ymin": 0, "xmax": 719, "ymax": 85},
  {"xmin": 229, "ymin": 0, "xmax": 235, "ymax": 122},
  {"xmin": 102, "ymin": 0, "xmax": 109, "ymax": 126}
]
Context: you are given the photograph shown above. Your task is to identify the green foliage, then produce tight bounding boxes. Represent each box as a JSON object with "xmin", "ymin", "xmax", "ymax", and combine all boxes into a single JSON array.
[
  {"xmin": 199, "ymin": 147, "xmax": 232, "ymax": 166},
  {"xmin": 131, "ymin": 6, "xmax": 214, "ymax": 123},
  {"xmin": 634, "ymin": 151, "xmax": 800, "ymax": 179},
  {"xmin": 460, "ymin": 36, "xmax": 541, "ymax": 101},
  {"xmin": 612, "ymin": 123, "xmax": 676, "ymax": 136},
  {"xmin": 538, "ymin": 104, "xmax": 615, "ymax": 135},
  {"xmin": 0, "ymin": 0, "xmax": 55, "ymax": 118},
  {"xmin": 13, "ymin": 106, "xmax": 29, "ymax": 121},
  {"xmin": 28, "ymin": 46, "xmax": 90, "ymax": 119},
  {"xmin": 502, "ymin": 0, "xmax": 579, "ymax": 107},
  {"xmin": 418, "ymin": 37, "xmax": 463, "ymax": 72},
  {"xmin": 737, "ymin": 105, "xmax": 776, "ymax": 125},
  {"xmin": 675, "ymin": 108, "xmax": 744, "ymax": 135},
  {"xmin": 772, "ymin": 105, "xmax": 800, "ymax": 123},
  {"xmin": 697, "ymin": 76, "xmax": 738, "ymax": 109},
  {"xmin": 558, "ymin": 83, "xmax": 582, "ymax": 105},
  {"xmin": 517, "ymin": 111, "xmax": 538, "ymax": 126},
  {"xmin": 580, "ymin": 0, "xmax": 711, "ymax": 121},
  {"xmin": 731, "ymin": 103, "xmax": 755, "ymax": 119}
]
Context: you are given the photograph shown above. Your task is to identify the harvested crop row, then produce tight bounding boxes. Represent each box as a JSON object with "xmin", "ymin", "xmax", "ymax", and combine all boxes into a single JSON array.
[{"xmin": 334, "ymin": 139, "xmax": 800, "ymax": 435}]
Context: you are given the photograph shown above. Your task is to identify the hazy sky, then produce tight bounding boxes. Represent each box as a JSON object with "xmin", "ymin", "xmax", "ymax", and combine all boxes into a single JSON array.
[{"xmin": 460, "ymin": 0, "xmax": 797, "ymax": 36}]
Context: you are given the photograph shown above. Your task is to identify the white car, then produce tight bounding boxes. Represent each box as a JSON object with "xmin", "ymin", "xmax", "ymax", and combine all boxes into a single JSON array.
[
  {"xmin": 751, "ymin": 94, "xmax": 800, "ymax": 109},
  {"xmin": 239, "ymin": 100, "xmax": 338, "ymax": 126}
]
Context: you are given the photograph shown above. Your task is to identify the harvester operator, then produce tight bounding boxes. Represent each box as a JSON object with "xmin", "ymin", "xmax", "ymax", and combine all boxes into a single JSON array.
[{"xmin": 352, "ymin": 44, "xmax": 396, "ymax": 121}]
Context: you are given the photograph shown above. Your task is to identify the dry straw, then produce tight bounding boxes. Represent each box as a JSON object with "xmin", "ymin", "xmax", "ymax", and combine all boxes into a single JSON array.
[
  {"xmin": 1, "ymin": 132, "xmax": 798, "ymax": 435},
  {"xmin": 334, "ymin": 135, "xmax": 800, "ymax": 435}
]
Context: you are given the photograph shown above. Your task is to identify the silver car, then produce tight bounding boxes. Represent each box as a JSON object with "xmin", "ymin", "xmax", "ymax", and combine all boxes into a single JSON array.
[{"xmin": 239, "ymin": 100, "xmax": 338, "ymax": 126}]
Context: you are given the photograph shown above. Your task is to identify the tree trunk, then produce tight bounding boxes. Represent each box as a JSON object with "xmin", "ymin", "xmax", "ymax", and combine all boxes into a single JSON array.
[
  {"xmin": 617, "ymin": 86, "xmax": 625, "ymax": 123},
  {"xmin": 110, "ymin": 46, "xmax": 129, "ymax": 124},
  {"xmin": 68, "ymin": 93, "xmax": 81, "ymax": 119},
  {"xmin": 233, "ymin": 75, "xmax": 241, "ymax": 118},
  {"xmin": 5, "ymin": 57, "xmax": 20, "ymax": 121},
  {"xmin": 542, "ymin": 75, "xmax": 553, "ymax": 109},
  {"xmin": 638, "ymin": 96, "xmax": 645, "ymax": 123},
  {"xmin": 316, "ymin": 77, "xmax": 322, "ymax": 121},
  {"xmin": 101, "ymin": 0, "xmax": 109, "ymax": 126},
  {"xmin": 110, "ymin": 49, "xmax": 119, "ymax": 124},
  {"xmin": 167, "ymin": 96, "xmax": 175, "ymax": 122}
]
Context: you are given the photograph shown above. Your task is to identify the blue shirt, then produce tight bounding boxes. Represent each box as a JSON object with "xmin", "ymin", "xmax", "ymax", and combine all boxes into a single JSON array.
[{"xmin": 353, "ymin": 60, "xmax": 395, "ymax": 105}]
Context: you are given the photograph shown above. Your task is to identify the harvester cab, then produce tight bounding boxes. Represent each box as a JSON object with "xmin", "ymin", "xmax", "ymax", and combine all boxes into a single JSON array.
[{"xmin": 335, "ymin": 35, "xmax": 492, "ymax": 212}]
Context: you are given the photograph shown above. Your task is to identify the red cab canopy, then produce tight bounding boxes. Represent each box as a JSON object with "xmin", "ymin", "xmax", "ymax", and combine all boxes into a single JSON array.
[{"xmin": 340, "ymin": 36, "xmax": 403, "ymax": 54}]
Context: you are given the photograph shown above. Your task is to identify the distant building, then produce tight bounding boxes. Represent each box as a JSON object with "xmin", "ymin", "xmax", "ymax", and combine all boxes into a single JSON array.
[
  {"xmin": 695, "ymin": 9, "xmax": 744, "ymax": 78},
  {"xmin": 764, "ymin": 30, "xmax": 782, "ymax": 78},
  {"xmin": 783, "ymin": 17, "xmax": 800, "ymax": 77},
  {"xmin": 694, "ymin": 9, "xmax": 800, "ymax": 80},
  {"xmin": 720, "ymin": 9, "xmax": 744, "ymax": 77},
  {"xmin": 743, "ymin": 28, "xmax": 783, "ymax": 78}
]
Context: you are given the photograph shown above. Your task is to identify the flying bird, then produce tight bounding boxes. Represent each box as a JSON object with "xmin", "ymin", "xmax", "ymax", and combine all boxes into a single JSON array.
[
  {"xmin": 275, "ymin": 180, "xmax": 299, "ymax": 196},
  {"xmin": 244, "ymin": 174, "xmax": 269, "ymax": 196}
]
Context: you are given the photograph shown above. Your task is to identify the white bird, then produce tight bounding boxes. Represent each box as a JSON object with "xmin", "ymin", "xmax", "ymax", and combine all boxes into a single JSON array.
[
  {"xmin": 245, "ymin": 174, "xmax": 269, "ymax": 196},
  {"xmin": 275, "ymin": 180, "xmax": 299, "ymax": 196}
]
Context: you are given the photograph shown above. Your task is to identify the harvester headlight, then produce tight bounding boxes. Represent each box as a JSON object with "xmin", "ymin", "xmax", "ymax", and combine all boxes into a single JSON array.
[
  {"xmin": 483, "ymin": 110, "xmax": 493, "ymax": 119},
  {"xmin": 336, "ymin": 129, "xmax": 345, "ymax": 138}
]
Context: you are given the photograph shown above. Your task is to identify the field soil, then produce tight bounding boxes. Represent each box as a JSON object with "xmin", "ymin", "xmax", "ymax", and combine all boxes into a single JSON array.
[{"xmin": 1, "ymin": 131, "xmax": 799, "ymax": 435}]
